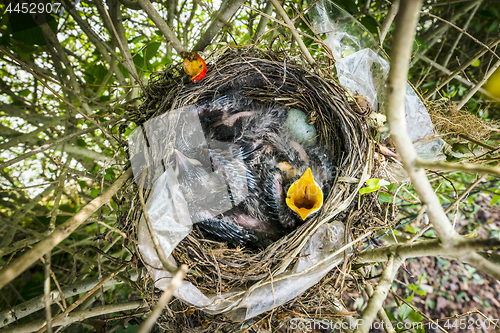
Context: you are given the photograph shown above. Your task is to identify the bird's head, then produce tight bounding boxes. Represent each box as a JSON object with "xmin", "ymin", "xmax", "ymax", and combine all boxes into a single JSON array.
[
  {"xmin": 285, "ymin": 167, "xmax": 324, "ymax": 221},
  {"xmin": 180, "ymin": 51, "xmax": 207, "ymax": 82}
]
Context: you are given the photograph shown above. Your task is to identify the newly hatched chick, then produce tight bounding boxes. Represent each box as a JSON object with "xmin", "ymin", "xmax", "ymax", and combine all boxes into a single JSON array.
[{"xmin": 169, "ymin": 95, "xmax": 335, "ymax": 248}]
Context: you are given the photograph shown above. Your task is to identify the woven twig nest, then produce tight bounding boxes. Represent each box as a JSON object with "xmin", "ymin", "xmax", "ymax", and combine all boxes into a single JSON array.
[{"xmin": 126, "ymin": 47, "xmax": 374, "ymax": 321}]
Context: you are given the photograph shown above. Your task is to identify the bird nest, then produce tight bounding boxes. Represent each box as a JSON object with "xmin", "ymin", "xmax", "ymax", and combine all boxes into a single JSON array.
[{"xmin": 124, "ymin": 46, "xmax": 377, "ymax": 322}]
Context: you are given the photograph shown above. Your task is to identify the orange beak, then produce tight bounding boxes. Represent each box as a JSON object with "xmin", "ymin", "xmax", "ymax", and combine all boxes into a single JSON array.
[
  {"xmin": 285, "ymin": 168, "xmax": 323, "ymax": 220},
  {"xmin": 181, "ymin": 51, "xmax": 207, "ymax": 83}
]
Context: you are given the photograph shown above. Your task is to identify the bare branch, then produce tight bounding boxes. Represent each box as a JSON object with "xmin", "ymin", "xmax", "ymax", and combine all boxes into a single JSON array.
[
  {"xmin": 387, "ymin": 0, "xmax": 459, "ymax": 243},
  {"xmin": 136, "ymin": 0, "xmax": 186, "ymax": 54},
  {"xmin": 137, "ymin": 265, "xmax": 188, "ymax": 333},
  {"xmin": 269, "ymin": 0, "xmax": 315, "ymax": 67},
  {"xmin": 2, "ymin": 301, "xmax": 147, "ymax": 333},
  {"xmin": 0, "ymin": 270, "xmax": 140, "ymax": 328},
  {"xmin": 36, "ymin": 265, "xmax": 128, "ymax": 333},
  {"xmin": 357, "ymin": 237, "xmax": 500, "ymax": 264},
  {"xmin": 425, "ymin": 34, "xmax": 500, "ymax": 99},
  {"xmin": 0, "ymin": 169, "xmax": 133, "ymax": 290},
  {"xmin": 0, "ymin": 120, "xmax": 116, "ymax": 170},
  {"xmin": 252, "ymin": 1, "xmax": 273, "ymax": 42},
  {"xmin": 379, "ymin": 0, "xmax": 399, "ymax": 45},
  {"xmin": 365, "ymin": 283, "xmax": 397, "ymax": 333},
  {"xmin": 456, "ymin": 59, "xmax": 500, "ymax": 110},
  {"xmin": 355, "ymin": 255, "xmax": 403, "ymax": 333},
  {"xmin": 192, "ymin": 0, "xmax": 246, "ymax": 52},
  {"xmin": 415, "ymin": 52, "xmax": 500, "ymax": 101},
  {"xmin": 415, "ymin": 159, "xmax": 500, "ymax": 178}
]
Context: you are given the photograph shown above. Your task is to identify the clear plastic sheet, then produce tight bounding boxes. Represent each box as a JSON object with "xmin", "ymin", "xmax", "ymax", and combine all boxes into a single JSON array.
[
  {"xmin": 138, "ymin": 214, "xmax": 349, "ymax": 322},
  {"xmin": 129, "ymin": 104, "xmax": 351, "ymax": 321},
  {"xmin": 312, "ymin": 0, "xmax": 444, "ymax": 160}
]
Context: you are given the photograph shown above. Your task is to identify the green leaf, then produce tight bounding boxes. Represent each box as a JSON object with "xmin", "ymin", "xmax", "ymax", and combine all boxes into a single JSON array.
[
  {"xmin": 360, "ymin": 15, "xmax": 379, "ymax": 34},
  {"xmin": 7, "ymin": 12, "xmax": 57, "ymax": 46},
  {"xmin": 409, "ymin": 310, "xmax": 423, "ymax": 323},
  {"xmin": 427, "ymin": 298, "xmax": 436, "ymax": 309},
  {"xmin": 486, "ymin": 21, "xmax": 499, "ymax": 33},
  {"xmin": 379, "ymin": 192, "xmax": 393, "ymax": 202},
  {"xmin": 359, "ymin": 178, "xmax": 381, "ymax": 195},
  {"xmin": 398, "ymin": 303, "xmax": 413, "ymax": 321},
  {"xmin": 129, "ymin": 35, "xmax": 146, "ymax": 44},
  {"xmin": 91, "ymin": 188, "xmax": 100, "ymax": 198},
  {"xmin": 76, "ymin": 138, "xmax": 87, "ymax": 147},
  {"xmin": 144, "ymin": 42, "xmax": 161, "ymax": 64},
  {"xmin": 471, "ymin": 59, "xmax": 481, "ymax": 67},
  {"xmin": 490, "ymin": 194, "xmax": 500, "ymax": 206},
  {"xmin": 385, "ymin": 310, "xmax": 398, "ymax": 322},
  {"xmin": 18, "ymin": 89, "xmax": 31, "ymax": 97}
]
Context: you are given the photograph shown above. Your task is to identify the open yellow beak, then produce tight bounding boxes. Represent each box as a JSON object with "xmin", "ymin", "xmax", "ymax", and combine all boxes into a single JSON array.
[{"xmin": 285, "ymin": 168, "xmax": 323, "ymax": 220}]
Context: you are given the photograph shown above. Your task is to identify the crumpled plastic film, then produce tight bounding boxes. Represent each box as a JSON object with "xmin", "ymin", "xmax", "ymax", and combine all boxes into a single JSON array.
[
  {"xmin": 312, "ymin": 0, "xmax": 444, "ymax": 160},
  {"xmin": 130, "ymin": 77, "xmax": 351, "ymax": 321},
  {"xmin": 138, "ymin": 214, "xmax": 349, "ymax": 321}
]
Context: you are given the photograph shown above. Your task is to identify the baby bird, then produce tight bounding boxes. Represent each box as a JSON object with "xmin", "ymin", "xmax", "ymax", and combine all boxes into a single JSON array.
[{"xmin": 169, "ymin": 95, "xmax": 335, "ymax": 248}]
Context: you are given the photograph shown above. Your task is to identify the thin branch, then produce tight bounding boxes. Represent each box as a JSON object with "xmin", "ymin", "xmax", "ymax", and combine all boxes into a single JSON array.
[
  {"xmin": 421, "ymin": 11, "xmax": 500, "ymax": 63},
  {"xmin": 456, "ymin": 59, "xmax": 500, "ymax": 109},
  {"xmin": 192, "ymin": 0, "xmax": 247, "ymax": 52},
  {"xmin": 97, "ymin": 0, "xmax": 145, "ymax": 95},
  {"xmin": 356, "ymin": 237, "xmax": 500, "ymax": 264},
  {"xmin": 414, "ymin": 49, "xmax": 500, "ymax": 101},
  {"xmin": 417, "ymin": 0, "xmax": 482, "ymax": 58},
  {"xmin": 35, "ymin": 265, "xmax": 128, "ymax": 333},
  {"xmin": 2, "ymin": 301, "xmax": 147, "ymax": 333},
  {"xmin": 137, "ymin": 265, "xmax": 188, "ymax": 333},
  {"xmin": 138, "ymin": 170, "xmax": 177, "ymax": 273},
  {"xmin": 269, "ymin": 0, "xmax": 315, "ymax": 67},
  {"xmin": 0, "ymin": 47, "xmax": 122, "ymax": 144},
  {"xmin": 441, "ymin": 1, "xmax": 480, "ymax": 68},
  {"xmin": 463, "ymin": 252, "xmax": 500, "ymax": 280},
  {"xmin": 0, "ymin": 120, "xmax": 116, "ymax": 170},
  {"xmin": 43, "ymin": 254, "xmax": 53, "ymax": 333},
  {"xmin": 379, "ymin": 0, "xmax": 399, "ymax": 45},
  {"xmin": 416, "ymin": 159, "xmax": 500, "ymax": 178},
  {"xmin": 424, "ymin": 34, "xmax": 500, "ymax": 99},
  {"xmin": 0, "ymin": 270, "xmax": 140, "ymax": 328},
  {"xmin": 0, "ymin": 169, "xmax": 133, "ymax": 290},
  {"xmin": 252, "ymin": 1, "xmax": 273, "ymax": 42},
  {"xmin": 365, "ymin": 283, "xmax": 397, "ymax": 333},
  {"xmin": 355, "ymin": 255, "xmax": 403, "ymax": 333},
  {"xmin": 387, "ymin": 0, "xmax": 459, "ymax": 243}
]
